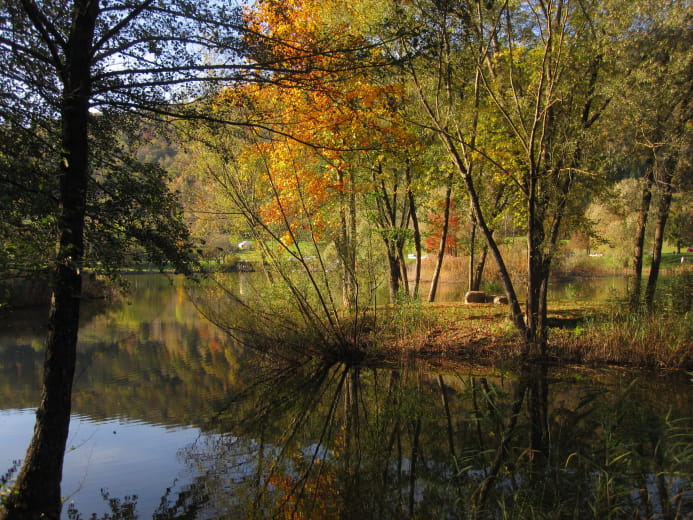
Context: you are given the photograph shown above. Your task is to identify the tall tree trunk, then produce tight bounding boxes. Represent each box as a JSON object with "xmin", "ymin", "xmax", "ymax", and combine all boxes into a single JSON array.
[
  {"xmin": 337, "ymin": 170, "xmax": 358, "ymax": 309},
  {"xmin": 348, "ymin": 171, "xmax": 357, "ymax": 305},
  {"xmin": 525, "ymin": 173, "xmax": 547, "ymax": 356},
  {"xmin": 631, "ymin": 166, "xmax": 654, "ymax": 309},
  {"xmin": 644, "ymin": 70, "xmax": 691, "ymax": 308},
  {"xmin": 1, "ymin": 2, "xmax": 98, "ymax": 518},
  {"xmin": 471, "ymin": 245, "xmax": 489, "ymax": 292},
  {"xmin": 397, "ymin": 238, "xmax": 410, "ymax": 298},
  {"xmin": 428, "ymin": 179, "xmax": 453, "ymax": 302},
  {"xmin": 385, "ymin": 243, "xmax": 402, "ymax": 301},
  {"xmin": 406, "ymin": 172, "xmax": 421, "ymax": 299},
  {"xmin": 644, "ymin": 161, "xmax": 675, "ymax": 309},
  {"xmin": 468, "ymin": 208, "xmax": 477, "ymax": 292}
]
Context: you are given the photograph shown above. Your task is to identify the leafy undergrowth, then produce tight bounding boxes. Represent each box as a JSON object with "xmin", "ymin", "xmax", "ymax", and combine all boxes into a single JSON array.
[{"xmin": 372, "ymin": 301, "xmax": 693, "ymax": 370}]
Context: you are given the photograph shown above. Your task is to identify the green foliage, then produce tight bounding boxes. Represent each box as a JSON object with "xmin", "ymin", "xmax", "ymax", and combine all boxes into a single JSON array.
[
  {"xmin": 87, "ymin": 125, "xmax": 199, "ymax": 277},
  {"xmin": 666, "ymin": 201, "xmax": 693, "ymax": 254},
  {"xmin": 0, "ymin": 117, "xmax": 198, "ymax": 297},
  {"xmin": 655, "ymin": 269, "xmax": 693, "ymax": 317},
  {"xmin": 0, "ymin": 123, "xmax": 59, "ymax": 276}
]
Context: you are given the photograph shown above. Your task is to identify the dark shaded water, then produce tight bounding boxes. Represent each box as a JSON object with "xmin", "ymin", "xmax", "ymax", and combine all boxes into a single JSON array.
[{"xmin": 0, "ymin": 275, "xmax": 691, "ymax": 518}]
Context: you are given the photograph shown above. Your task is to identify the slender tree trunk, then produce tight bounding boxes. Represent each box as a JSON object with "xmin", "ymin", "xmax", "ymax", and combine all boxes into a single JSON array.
[
  {"xmin": 386, "ymin": 246, "xmax": 401, "ymax": 300},
  {"xmin": 631, "ymin": 166, "xmax": 654, "ymax": 309},
  {"xmin": 397, "ymin": 238, "xmax": 410, "ymax": 297},
  {"xmin": 468, "ymin": 208, "xmax": 476, "ymax": 292},
  {"xmin": 644, "ymin": 163, "xmax": 675, "ymax": 309},
  {"xmin": 458, "ymin": 161, "xmax": 526, "ymax": 337},
  {"xmin": 1, "ymin": 3, "xmax": 98, "ymax": 518},
  {"xmin": 407, "ymin": 180, "xmax": 421, "ymax": 299},
  {"xmin": 472, "ymin": 245, "xmax": 489, "ymax": 292},
  {"xmin": 428, "ymin": 180, "xmax": 453, "ymax": 302},
  {"xmin": 469, "ymin": 219, "xmax": 490, "ymax": 292},
  {"xmin": 337, "ymin": 170, "xmax": 358, "ymax": 309},
  {"xmin": 431, "ymin": 120, "xmax": 525, "ymax": 335},
  {"xmin": 525, "ymin": 171, "xmax": 547, "ymax": 355},
  {"xmin": 348, "ymin": 171, "xmax": 357, "ymax": 306}
]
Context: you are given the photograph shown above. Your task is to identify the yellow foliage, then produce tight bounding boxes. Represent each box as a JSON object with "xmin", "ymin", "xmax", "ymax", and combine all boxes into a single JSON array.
[{"xmin": 210, "ymin": 0, "xmax": 418, "ymax": 238}]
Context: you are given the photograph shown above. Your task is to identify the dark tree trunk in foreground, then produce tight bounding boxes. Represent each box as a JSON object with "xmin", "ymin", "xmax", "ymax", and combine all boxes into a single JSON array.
[
  {"xmin": 0, "ymin": 2, "xmax": 98, "ymax": 518},
  {"xmin": 1, "ymin": 1, "xmax": 251, "ymax": 517},
  {"xmin": 526, "ymin": 202, "xmax": 547, "ymax": 355}
]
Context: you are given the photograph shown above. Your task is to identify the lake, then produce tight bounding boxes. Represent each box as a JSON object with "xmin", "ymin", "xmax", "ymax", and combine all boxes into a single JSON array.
[{"xmin": 0, "ymin": 274, "xmax": 691, "ymax": 518}]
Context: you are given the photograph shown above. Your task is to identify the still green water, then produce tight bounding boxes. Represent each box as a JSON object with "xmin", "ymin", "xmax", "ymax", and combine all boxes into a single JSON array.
[{"xmin": 0, "ymin": 274, "xmax": 690, "ymax": 519}]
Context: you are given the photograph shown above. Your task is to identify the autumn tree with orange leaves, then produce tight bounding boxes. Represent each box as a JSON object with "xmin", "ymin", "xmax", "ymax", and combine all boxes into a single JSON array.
[{"xmin": 193, "ymin": 0, "xmax": 427, "ymax": 316}]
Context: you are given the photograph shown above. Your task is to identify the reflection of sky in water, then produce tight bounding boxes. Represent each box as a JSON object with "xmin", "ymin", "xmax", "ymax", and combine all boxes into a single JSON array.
[{"xmin": 0, "ymin": 409, "xmax": 201, "ymax": 519}]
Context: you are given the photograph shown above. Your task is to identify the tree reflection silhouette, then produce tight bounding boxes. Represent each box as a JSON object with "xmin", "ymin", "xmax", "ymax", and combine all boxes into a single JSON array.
[
  {"xmin": 4, "ymin": 319, "xmax": 692, "ymax": 519},
  {"xmin": 167, "ymin": 362, "xmax": 693, "ymax": 519}
]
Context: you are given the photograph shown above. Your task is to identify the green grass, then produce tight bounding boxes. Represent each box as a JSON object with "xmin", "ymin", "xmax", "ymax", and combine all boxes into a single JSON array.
[
  {"xmin": 659, "ymin": 251, "xmax": 693, "ymax": 268},
  {"xmin": 556, "ymin": 250, "xmax": 693, "ymax": 277}
]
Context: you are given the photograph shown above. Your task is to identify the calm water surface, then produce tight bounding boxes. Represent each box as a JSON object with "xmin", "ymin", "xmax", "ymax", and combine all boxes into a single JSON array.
[{"xmin": 0, "ymin": 274, "xmax": 691, "ymax": 518}]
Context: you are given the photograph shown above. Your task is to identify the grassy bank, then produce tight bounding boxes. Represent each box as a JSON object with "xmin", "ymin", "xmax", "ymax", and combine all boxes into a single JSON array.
[
  {"xmin": 549, "ymin": 307, "xmax": 692, "ymax": 368},
  {"xmin": 373, "ymin": 297, "xmax": 692, "ymax": 370}
]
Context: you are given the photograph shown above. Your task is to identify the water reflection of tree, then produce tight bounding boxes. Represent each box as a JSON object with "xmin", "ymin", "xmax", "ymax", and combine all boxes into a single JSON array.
[
  {"xmin": 0, "ymin": 276, "xmax": 257, "ymax": 425},
  {"xmin": 4, "ymin": 276, "xmax": 691, "ymax": 518},
  {"xmin": 168, "ymin": 362, "xmax": 692, "ymax": 519}
]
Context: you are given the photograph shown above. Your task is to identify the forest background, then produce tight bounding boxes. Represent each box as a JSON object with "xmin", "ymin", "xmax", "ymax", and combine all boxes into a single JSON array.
[{"xmin": 0, "ymin": 0, "xmax": 691, "ymax": 517}]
